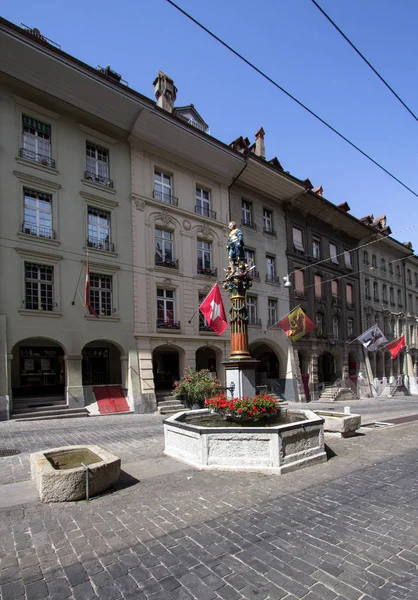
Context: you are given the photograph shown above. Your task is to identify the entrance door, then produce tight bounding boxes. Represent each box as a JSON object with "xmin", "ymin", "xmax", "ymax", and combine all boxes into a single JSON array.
[
  {"xmin": 15, "ymin": 346, "xmax": 64, "ymax": 397},
  {"xmin": 82, "ymin": 348, "xmax": 110, "ymax": 385},
  {"xmin": 153, "ymin": 349, "xmax": 180, "ymax": 391}
]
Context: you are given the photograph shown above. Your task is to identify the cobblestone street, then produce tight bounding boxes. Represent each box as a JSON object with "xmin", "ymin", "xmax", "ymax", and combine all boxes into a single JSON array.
[{"xmin": 1, "ymin": 411, "xmax": 418, "ymax": 600}]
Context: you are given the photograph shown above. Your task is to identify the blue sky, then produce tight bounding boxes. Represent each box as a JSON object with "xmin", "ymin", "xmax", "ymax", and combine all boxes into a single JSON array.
[{"xmin": 4, "ymin": 0, "xmax": 418, "ymax": 249}]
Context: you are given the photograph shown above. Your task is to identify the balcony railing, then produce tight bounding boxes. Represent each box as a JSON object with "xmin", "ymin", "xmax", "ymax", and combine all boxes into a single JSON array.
[
  {"xmin": 153, "ymin": 190, "xmax": 178, "ymax": 205},
  {"xmin": 197, "ymin": 265, "xmax": 217, "ymax": 277},
  {"xmin": 21, "ymin": 222, "xmax": 56, "ymax": 240},
  {"xmin": 155, "ymin": 256, "xmax": 179, "ymax": 269},
  {"xmin": 263, "ymin": 227, "xmax": 276, "ymax": 236},
  {"xmin": 20, "ymin": 148, "xmax": 55, "ymax": 169},
  {"xmin": 156, "ymin": 319, "xmax": 180, "ymax": 330},
  {"xmin": 23, "ymin": 299, "xmax": 58, "ymax": 312},
  {"xmin": 267, "ymin": 318, "xmax": 278, "ymax": 327},
  {"xmin": 265, "ymin": 273, "xmax": 280, "ymax": 284},
  {"xmin": 84, "ymin": 171, "xmax": 114, "ymax": 188},
  {"xmin": 87, "ymin": 237, "xmax": 114, "ymax": 252},
  {"xmin": 195, "ymin": 206, "xmax": 216, "ymax": 219},
  {"xmin": 241, "ymin": 219, "xmax": 257, "ymax": 230},
  {"xmin": 248, "ymin": 316, "xmax": 262, "ymax": 326}
]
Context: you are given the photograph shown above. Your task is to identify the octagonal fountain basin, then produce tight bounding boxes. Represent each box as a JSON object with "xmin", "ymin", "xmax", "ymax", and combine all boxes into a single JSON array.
[
  {"xmin": 30, "ymin": 444, "xmax": 121, "ymax": 502},
  {"xmin": 164, "ymin": 409, "xmax": 327, "ymax": 474}
]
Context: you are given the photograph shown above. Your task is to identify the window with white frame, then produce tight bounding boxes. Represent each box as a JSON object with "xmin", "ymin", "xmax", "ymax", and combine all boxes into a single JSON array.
[
  {"xmin": 316, "ymin": 314, "xmax": 323, "ymax": 334},
  {"xmin": 199, "ymin": 293, "xmax": 210, "ymax": 330},
  {"xmin": 389, "ymin": 262, "xmax": 393, "ymax": 275},
  {"xmin": 314, "ymin": 274, "xmax": 322, "ymax": 298},
  {"xmin": 196, "ymin": 187, "xmax": 212, "ymax": 218},
  {"xmin": 197, "ymin": 240, "xmax": 212, "ymax": 273},
  {"xmin": 244, "ymin": 248, "xmax": 255, "ymax": 266},
  {"xmin": 87, "ymin": 207, "xmax": 112, "ymax": 251},
  {"xmin": 266, "ymin": 255, "xmax": 276, "ymax": 281},
  {"xmin": 372, "ymin": 254, "xmax": 377, "ymax": 269},
  {"xmin": 89, "ymin": 273, "xmax": 113, "ymax": 316},
  {"xmin": 25, "ymin": 263, "xmax": 54, "ymax": 311},
  {"xmin": 407, "ymin": 269, "xmax": 412, "ymax": 284},
  {"xmin": 295, "ymin": 269, "xmax": 305, "ymax": 294},
  {"xmin": 154, "ymin": 170, "xmax": 173, "ymax": 203},
  {"xmin": 396, "ymin": 264, "xmax": 401, "ymax": 279},
  {"xmin": 241, "ymin": 199, "xmax": 253, "ymax": 226},
  {"xmin": 346, "ymin": 283, "xmax": 354, "ymax": 306},
  {"xmin": 373, "ymin": 281, "xmax": 379, "ymax": 301},
  {"xmin": 155, "ymin": 229, "xmax": 175, "ymax": 267},
  {"xmin": 263, "ymin": 209, "xmax": 273, "ymax": 233},
  {"xmin": 382, "ymin": 284, "xmax": 388, "ymax": 303},
  {"xmin": 23, "ymin": 189, "xmax": 53, "ymax": 239},
  {"xmin": 22, "ymin": 115, "xmax": 52, "ymax": 165},
  {"xmin": 247, "ymin": 295, "xmax": 258, "ymax": 324},
  {"xmin": 312, "ymin": 238, "xmax": 321, "ymax": 259},
  {"xmin": 364, "ymin": 250, "xmax": 369, "ymax": 265},
  {"xmin": 293, "ymin": 228, "xmax": 304, "ymax": 252},
  {"xmin": 268, "ymin": 298, "xmax": 277, "ymax": 326},
  {"xmin": 344, "ymin": 250, "xmax": 352, "ymax": 269},
  {"xmin": 329, "ymin": 243, "xmax": 339, "ymax": 265},
  {"xmin": 381, "ymin": 258, "xmax": 386, "ymax": 273},
  {"xmin": 332, "ymin": 316, "xmax": 339, "ymax": 339},
  {"xmin": 347, "ymin": 318, "xmax": 354, "ymax": 338},
  {"xmin": 366, "ymin": 313, "xmax": 372, "ymax": 329},
  {"xmin": 390, "ymin": 287, "xmax": 394, "ymax": 305},
  {"xmin": 157, "ymin": 288, "xmax": 177, "ymax": 327},
  {"xmin": 85, "ymin": 142, "xmax": 112, "ymax": 187},
  {"xmin": 365, "ymin": 279, "xmax": 370, "ymax": 299},
  {"xmin": 331, "ymin": 280, "xmax": 338, "ymax": 298},
  {"xmin": 397, "ymin": 289, "xmax": 402, "ymax": 306}
]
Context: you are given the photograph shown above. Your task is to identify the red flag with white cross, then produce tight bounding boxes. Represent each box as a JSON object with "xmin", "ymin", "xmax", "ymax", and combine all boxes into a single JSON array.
[{"xmin": 199, "ymin": 284, "xmax": 228, "ymax": 335}]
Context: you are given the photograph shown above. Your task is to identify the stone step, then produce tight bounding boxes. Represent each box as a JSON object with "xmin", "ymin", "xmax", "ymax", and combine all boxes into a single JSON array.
[
  {"xmin": 12, "ymin": 398, "xmax": 67, "ymax": 410},
  {"xmin": 158, "ymin": 399, "xmax": 183, "ymax": 407},
  {"xmin": 10, "ymin": 408, "xmax": 89, "ymax": 421},
  {"xmin": 12, "ymin": 404, "xmax": 69, "ymax": 414}
]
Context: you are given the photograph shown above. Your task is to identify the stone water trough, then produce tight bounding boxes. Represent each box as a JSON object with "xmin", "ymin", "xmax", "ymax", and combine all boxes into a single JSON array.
[
  {"xmin": 30, "ymin": 444, "xmax": 121, "ymax": 502},
  {"xmin": 164, "ymin": 408, "xmax": 327, "ymax": 474},
  {"xmin": 314, "ymin": 411, "xmax": 361, "ymax": 438}
]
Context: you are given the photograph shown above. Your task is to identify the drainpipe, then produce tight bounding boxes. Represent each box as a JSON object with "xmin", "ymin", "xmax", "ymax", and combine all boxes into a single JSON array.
[{"xmin": 228, "ymin": 158, "xmax": 248, "ymax": 223}]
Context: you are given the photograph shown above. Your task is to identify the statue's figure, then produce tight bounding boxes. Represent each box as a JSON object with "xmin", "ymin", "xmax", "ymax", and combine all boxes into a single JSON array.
[{"xmin": 227, "ymin": 221, "xmax": 245, "ymax": 272}]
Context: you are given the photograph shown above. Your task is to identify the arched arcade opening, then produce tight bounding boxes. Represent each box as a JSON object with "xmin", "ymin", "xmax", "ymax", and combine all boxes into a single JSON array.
[{"xmin": 11, "ymin": 338, "xmax": 65, "ymax": 399}]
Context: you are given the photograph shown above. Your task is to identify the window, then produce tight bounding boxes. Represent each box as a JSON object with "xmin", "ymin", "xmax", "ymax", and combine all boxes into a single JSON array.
[
  {"xmin": 331, "ymin": 280, "xmax": 338, "ymax": 298},
  {"xmin": 329, "ymin": 243, "xmax": 339, "ymax": 265},
  {"xmin": 247, "ymin": 295, "xmax": 258, "ymax": 324},
  {"xmin": 314, "ymin": 275, "xmax": 322, "ymax": 298},
  {"xmin": 197, "ymin": 240, "xmax": 214, "ymax": 274},
  {"xmin": 389, "ymin": 262, "xmax": 393, "ymax": 275},
  {"xmin": 22, "ymin": 115, "xmax": 53, "ymax": 166},
  {"xmin": 415, "ymin": 273, "xmax": 418, "ymax": 288},
  {"xmin": 155, "ymin": 229, "xmax": 176, "ymax": 268},
  {"xmin": 154, "ymin": 170, "xmax": 174, "ymax": 204},
  {"xmin": 23, "ymin": 189, "xmax": 53, "ymax": 239},
  {"xmin": 381, "ymin": 258, "xmax": 386, "ymax": 273},
  {"xmin": 373, "ymin": 281, "xmax": 379, "ymax": 302},
  {"xmin": 372, "ymin": 254, "xmax": 377, "ymax": 269},
  {"xmin": 347, "ymin": 319, "xmax": 354, "ymax": 338},
  {"xmin": 245, "ymin": 249, "xmax": 255, "ymax": 266},
  {"xmin": 397, "ymin": 289, "xmax": 403, "ymax": 307},
  {"xmin": 266, "ymin": 255, "xmax": 276, "ymax": 282},
  {"xmin": 241, "ymin": 200, "xmax": 253, "ymax": 227},
  {"xmin": 409, "ymin": 293, "xmax": 413, "ymax": 312},
  {"xmin": 196, "ymin": 187, "xmax": 214, "ymax": 218},
  {"xmin": 293, "ymin": 228, "xmax": 304, "ymax": 252},
  {"xmin": 396, "ymin": 265, "xmax": 401, "ymax": 279},
  {"xmin": 157, "ymin": 288, "xmax": 178, "ymax": 328},
  {"xmin": 390, "ymin": 287, "xmax": 394, "ymax": 305},
  {"xmin": 295, "ymin": 269, "xmax": 305, "ymax": 293},
  {"xmin": 332, "ymin": 317, "xmax": 339, "ymax": 339},
  {"xmin": 87, "ymin": 207, "xmax": 112, "ymax": 251},
  {"xmin": 344, "ymin": 251, "xmax": 352, "ymax": 269},
  {"xmin": 89, "ymin": 273, "xmax": 112, "ymax": 316},
  {"xmin": 365, "ymin": 279, "xmax": 371, "ymax": 299},
  {"xmin": 25, "ymin": 263, "xmax": 54, "ymax": 311},
  {"xmin": 382, "ymin": 284, "xmax": 388, "ymax": 304},
  {"xmin": 407, "ymin": 269, "xmax": 412, "ymax": 284},
  {"xmin": 346, "ymin": 284, "xmax": 353, "ymax": 306},
  {"xmin": 416, "ymin": 296, "xmax": 418, "ymax": 314},
  {"xmin": 316, "ymin": 314, "xmax": 323, "ymax": 335},
  {"xmin": 363, "ymin": 251, "xmax": 369, "ymax": 266},
  {"xmin": 366, "ymin": 313, "xmax": 372, "ymax": 329},
  {"xmin": 85, "ymin": 142, "xmax": 112, "ymax": 187},
  {"xmin": 312, "ymin": 238, "xmax": 321, "ymax": 259},
  {"xmin": 263, "ymin": 209, "xmax": 274, "ymax": 234},
  {"xmin": 199, "ymin": 294, "xmax": 210, "ymax": 331},
  {"xmin": 268, "ymin": 299, "xmax": 277, "ymax": 326}
]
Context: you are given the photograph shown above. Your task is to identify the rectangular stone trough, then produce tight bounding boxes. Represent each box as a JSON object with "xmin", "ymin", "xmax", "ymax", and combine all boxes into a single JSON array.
[
  {"xmin": 314, "ymin": 411, "xmax": 361, "ymax": 438},
  {"xmin": 164, "ymin": 408, "xmax": 327, "ymax": 474},
  {"xmin": 30, "ymin": 444, "xmax": 121, "ymax": 502}
]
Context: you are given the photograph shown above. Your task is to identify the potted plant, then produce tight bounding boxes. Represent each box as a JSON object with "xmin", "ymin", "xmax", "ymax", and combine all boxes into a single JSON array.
[
  {"xmin": 173, "ymin": 367, "xmax": 220, "ymax": 409},
  {"xmin": 205, "ymin": 393, "xmax": 280, "ymax": 423}
]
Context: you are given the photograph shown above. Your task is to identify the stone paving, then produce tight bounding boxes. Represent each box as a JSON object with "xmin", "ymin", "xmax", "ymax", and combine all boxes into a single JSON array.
[{"xmin": 0, "ymin": 411, "xmax": 418, "ymax": 600}]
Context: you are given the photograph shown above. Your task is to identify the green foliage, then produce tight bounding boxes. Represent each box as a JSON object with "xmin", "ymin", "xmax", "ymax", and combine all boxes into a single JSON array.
[{"xmin": 173, "ymin": 367, "xmax": 221, "ymax": 407}]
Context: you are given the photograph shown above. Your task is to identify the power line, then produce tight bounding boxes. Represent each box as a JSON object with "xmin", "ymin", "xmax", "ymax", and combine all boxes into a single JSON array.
[
  {"xmin": 310, "ymin": 0, "xmax": 418, "ymax": 124},
  {"xmin": 165, "ymin": 0, "xmax": 418, "ymax": 199}
]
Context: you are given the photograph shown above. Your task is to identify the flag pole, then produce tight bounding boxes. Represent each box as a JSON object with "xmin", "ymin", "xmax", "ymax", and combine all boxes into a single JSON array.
[{"xmin": 265, "ymin": 305, "xmax": 300, "ymax": 332}]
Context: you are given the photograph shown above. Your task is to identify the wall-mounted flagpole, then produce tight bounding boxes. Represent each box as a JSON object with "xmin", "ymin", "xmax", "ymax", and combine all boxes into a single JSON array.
[{"xmin": 264, "ymin": 305, "xmax": 301, "ymax": 333}]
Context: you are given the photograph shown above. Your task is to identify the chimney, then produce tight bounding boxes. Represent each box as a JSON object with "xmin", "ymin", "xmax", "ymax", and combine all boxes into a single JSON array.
[
  {"xmin": 254, "ymin": 127, "xmax": 265, "ymax": 159},
  {"xmin": 153, "ymin": 71, "xmax": 177, "ymax": 113},
  {"xmin": 313, "ymin": 185, "xmax": 323, "ymax": 195}
]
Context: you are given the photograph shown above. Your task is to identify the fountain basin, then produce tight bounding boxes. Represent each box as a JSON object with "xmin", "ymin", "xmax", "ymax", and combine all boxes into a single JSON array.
[
  {"xmin": 314, "ymin": 411, "xmax": 361, "ymax": 438},
  {"xmin": 164, "ymin": 409, "xmax": 326, "ymax": 474},
  {"xmin": 30, "ymin": 444, "xmax": 121, "ymax": 502}
]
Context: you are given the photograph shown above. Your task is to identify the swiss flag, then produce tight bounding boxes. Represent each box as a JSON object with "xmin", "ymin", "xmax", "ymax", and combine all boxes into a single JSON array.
[
  {"xmin": 385, "ymin": 335, "xmax": 405, "ymax": 359},
  {"xmin": 199, "ymin": 284, "xmax": 228, "ymax": 335},
  {"xmin": 84, "ymin": 254, "xmax": 98, "ymax": 318}
]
